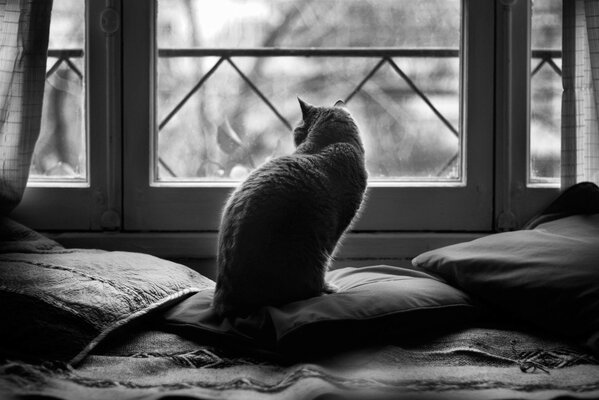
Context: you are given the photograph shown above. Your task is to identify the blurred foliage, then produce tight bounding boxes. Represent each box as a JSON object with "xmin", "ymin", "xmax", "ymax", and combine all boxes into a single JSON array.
[
  {"xmin": 29, "ymin": 0, "xmax": 562, "ymax": 183},
  {"xmin": 30, "ymin": 0, "xmax": 85, "ymax": 180},
  {"xmin": 157, "ymin": 0, "xmax": 462, "ymax": 181},
  {"xmin": 530, "ymin": 0, "xmax": 562, "ymax": 182}
]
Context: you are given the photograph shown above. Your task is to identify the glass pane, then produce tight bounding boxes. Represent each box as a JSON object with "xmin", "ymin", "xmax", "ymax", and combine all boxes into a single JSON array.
[
  {"xmin": 29, "ymin": 0, "xmax": 86, "ymax": 184},
  {"xmin": 530, "ymin": 0, "xmax": 561, "ymax": 184},
  {"xmin": 156, "ymin": 0, "xmax": 461, "ymax": 182}
]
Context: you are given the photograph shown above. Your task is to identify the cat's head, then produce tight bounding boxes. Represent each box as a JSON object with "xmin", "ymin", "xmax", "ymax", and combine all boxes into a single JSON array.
[{"xmin": 293, "ymin": 98, "xmax": 364, "ymax": 153}]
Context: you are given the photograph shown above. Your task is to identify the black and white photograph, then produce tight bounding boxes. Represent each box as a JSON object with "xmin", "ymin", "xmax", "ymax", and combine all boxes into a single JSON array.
[{"xmin": 1, "ymin": 0, "xmax": 598, "ymax": 399}]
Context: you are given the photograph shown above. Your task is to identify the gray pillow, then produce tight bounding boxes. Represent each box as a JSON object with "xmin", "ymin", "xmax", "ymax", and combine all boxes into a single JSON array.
[
  {"xmin": 163, "ymin": 265, "xmax": 477, "ymax": 357},
  {"xmin": 413, "ymin": 214, "xmax": 599, "ymax": 356},
  {"xmin": 0, "ymin": 221, "xmax": 214, "ymax": 364}
]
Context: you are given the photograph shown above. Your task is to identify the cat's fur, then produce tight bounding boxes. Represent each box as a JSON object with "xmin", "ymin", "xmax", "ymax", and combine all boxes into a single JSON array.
[{"xmin": 212, "ymin": 98, "xmax": 367, "ymax": 317}]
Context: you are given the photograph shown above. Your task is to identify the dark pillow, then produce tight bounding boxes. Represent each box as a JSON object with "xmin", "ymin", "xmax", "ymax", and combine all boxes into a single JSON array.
[
  {"xmin": 412, "ymin": 214, "xmax": 599, "ymax": 356},
  {"xmin": 162, "ymin": 265, "xmax": 476, "ymax": 358},
  {"xmin": 0, "ymin": 216, "xmax": 64, "ymax": 253},
  {"xmin": 0, "ymin": 242, "xmax": 214, "ymax": 364}
]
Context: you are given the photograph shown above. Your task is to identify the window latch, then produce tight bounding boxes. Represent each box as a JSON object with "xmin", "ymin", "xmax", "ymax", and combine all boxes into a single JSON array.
[{"xmin": 100, "ymin": 7, "xmax": 119, "ymax": 35}]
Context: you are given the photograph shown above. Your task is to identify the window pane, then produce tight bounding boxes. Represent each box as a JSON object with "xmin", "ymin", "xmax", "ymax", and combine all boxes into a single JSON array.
[
  {"xmin": 156, "ymin": 0, "xmax": 461, "ymax": 182},
  {"xmin": 530, "ymin": 0, "xmax": 561, "ymax": 184},
  {"xmin": 29, "ymin": 0, "xmax": 86, "ymax": 184}
]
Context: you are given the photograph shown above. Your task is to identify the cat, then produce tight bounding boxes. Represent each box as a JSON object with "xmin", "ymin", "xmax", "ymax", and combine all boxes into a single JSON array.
[{"xmin": 212, "ymin": 98, "xmax": 367, "ymax": 317}]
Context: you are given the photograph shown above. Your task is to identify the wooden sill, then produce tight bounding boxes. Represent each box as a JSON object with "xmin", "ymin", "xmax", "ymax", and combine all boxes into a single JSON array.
[{"xmin": 48, "ymin": 231, "xmax": 486, "ymax": 260}]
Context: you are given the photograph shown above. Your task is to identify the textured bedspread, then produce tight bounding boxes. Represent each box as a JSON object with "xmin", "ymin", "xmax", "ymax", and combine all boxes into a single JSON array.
[
  {"xmin": 2, "ymin": 326, "xmax": 598, "ymax": 400},
  {"xmin": 2, "ymin": 183, "xmax": 599, "ymax": 400},
  {"xmin": 0, "ymin": 217, "xmax": 214, "ymax": 363}
]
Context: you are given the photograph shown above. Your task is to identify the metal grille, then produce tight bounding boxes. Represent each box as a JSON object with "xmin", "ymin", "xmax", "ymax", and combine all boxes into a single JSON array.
[
  {"xmin": 43, "ymin": 47, "xmax": 563, "ymax": 179},
  {"xmin": 157, "ymin": 48, "xmax": 461, "ymax": 177},
  {"xmin": 531, "ymin": 49, "xmax": 562, "ymax": 77},
  {"xmin": 47, "ymin": 49, "xmax": 83, "ymax": 80}
]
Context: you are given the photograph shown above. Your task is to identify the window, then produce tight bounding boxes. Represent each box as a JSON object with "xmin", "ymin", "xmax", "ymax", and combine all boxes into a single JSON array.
[
  {"xmin": 30, "ymin": 0, "xmax": 86, "ymax": 184},
  {"xmin": 155, "ymin": 1, "xmax": 462, "ymax": 183},
  {"xmin": 13, "ymin": 0, "xmax": 121, "ymax": 230},
  {"xmin": 14, "ymin": 0, "xmax": 560, "ymax": 258},
  {"xmin": 530, "ymin": 0, "xmax": 561, "ymax": 185},
  {"xmin": 493, "ymin": 0, "xmax": 560, "ymax": 232},
  {"xmin": 124, "ymin": 0, "xmax": 495, "ymax": 232}
]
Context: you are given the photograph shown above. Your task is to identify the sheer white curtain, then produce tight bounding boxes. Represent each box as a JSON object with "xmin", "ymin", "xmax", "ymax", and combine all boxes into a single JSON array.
[
  {"xmin": 562, "ymin": 0, "xmax": 599, "ymax": 187},
  {"xmin": 0, "ymin": 0, "xmax": 52, "ymax": 214}
]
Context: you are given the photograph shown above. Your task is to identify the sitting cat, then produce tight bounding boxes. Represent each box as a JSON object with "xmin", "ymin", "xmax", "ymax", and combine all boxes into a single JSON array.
[{"xmin": 212, "ymin": 98, "xmax": 367, "ymax": 317}]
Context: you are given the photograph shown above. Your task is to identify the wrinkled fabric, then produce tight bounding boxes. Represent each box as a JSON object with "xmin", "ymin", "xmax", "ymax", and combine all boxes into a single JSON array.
[
  {"xmin": 562, "ymin": 0, "xmax": 599, "ymax": 187},
  {"xmin": 0, "ymin": 0, "xmax": 53, "ymax": 213},
  {"xmin": 414, "ymin": 214, "xmax": 599, "ymax": 357},
  {"xmin": 163, "ymin": 265, "xmax": 477, "ymax": 358},
  {"xmin": 2, "ymin": 326, "xmax": 599, "ymax": 400},
  {"xmin": 0, "ymin": 216, "xmax": 64, "ymax": 253},
  {"xmin": 0, "ymin": 219, "xmax": 215, "ymax": 364}
]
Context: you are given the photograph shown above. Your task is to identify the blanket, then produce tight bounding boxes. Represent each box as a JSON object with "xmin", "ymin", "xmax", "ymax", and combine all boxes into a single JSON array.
[
  {"xmin": 2, "ymin": 182, "xmax": 599, "ymax": 399},
  {"xmin": 1, "ymin": 325, "xmax": 598, "ymax": 400}
]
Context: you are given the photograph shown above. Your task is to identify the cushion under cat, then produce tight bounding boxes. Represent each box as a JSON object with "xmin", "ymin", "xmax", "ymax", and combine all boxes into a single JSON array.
[{"xmin": 164, "ymin": 265, "xmax": 477, "ymax": 358}]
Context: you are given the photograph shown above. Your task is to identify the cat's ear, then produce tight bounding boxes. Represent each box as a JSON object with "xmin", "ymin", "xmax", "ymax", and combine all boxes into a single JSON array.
[
  {"xmin": 334, "ymin": 99, "xmax": 346, "ymax": 108},
  {"xmin": 298, "ymin": 97, "xmax": 314, "ymax": 120}
]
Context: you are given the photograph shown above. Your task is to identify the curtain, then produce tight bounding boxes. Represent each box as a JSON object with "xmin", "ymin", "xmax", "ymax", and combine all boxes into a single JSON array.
[
  {"xmin": 562, "ymin": 0, "xmax": 599, "ymax": 187},
  {"xmin": 0, "ymin": 0, "xmax": 52, "ymax": 215}
]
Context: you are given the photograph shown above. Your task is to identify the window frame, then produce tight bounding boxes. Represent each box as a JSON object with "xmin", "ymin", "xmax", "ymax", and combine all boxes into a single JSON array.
[
  {"xmin": 494, "ymin": 0, "xmax": 559, "ymax": 231},
  {"xmin": 12, "ymin": 0, "xmax": 123, "ymax": 231},
  {"xmin": 13, "ymin": 0, "xmax": 562, "ymax": 257},
  {"xmin": 122, "ymin": 0, "xmax": 496, "ymax": 232}
]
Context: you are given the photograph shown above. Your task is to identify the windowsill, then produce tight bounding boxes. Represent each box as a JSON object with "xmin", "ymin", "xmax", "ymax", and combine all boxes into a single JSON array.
[{"xmin": 47, "ymin": 231, "xmax": 487, "ymax": 260}]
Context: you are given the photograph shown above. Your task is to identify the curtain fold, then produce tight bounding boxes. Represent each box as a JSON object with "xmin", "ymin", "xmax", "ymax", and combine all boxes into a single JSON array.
[
  {"xmin": 562, "ymin": 0, "xmax": 599, "ymax": 188},
  {"xmin": 0, "ymin": 0, "xmax": 52, "ymax": 215}
]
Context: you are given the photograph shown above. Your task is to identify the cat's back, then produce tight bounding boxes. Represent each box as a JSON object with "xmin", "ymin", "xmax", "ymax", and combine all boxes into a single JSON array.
[
  {"xmin": 223, "ymin": 153, "xmax": 332, "ymax": 227},
  {"xmin": 225, "ymin": 144, "xmax": 364, "ymax": 222}
]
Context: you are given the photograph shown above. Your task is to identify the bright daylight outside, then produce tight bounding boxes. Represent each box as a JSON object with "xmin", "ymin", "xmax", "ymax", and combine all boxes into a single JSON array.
[
  {"xmin": 530, "ymin": 0, "xmax": 561, "ymax": 184},
  {"xmin": 30, "ymin": 0, "xmax": 85, "ymax": 184},
  {"xmin": 156, "ymin": 0, "xmax": 462, "ymax": 183},
  {"xmin": 29, "ymin": 0, "xmax": 561, "ymax": 186}
]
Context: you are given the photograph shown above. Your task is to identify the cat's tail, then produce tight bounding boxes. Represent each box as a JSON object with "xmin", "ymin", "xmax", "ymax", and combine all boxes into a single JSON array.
[
  {"xmin": 211, "ymin": 302, "xmax": 229, "ymax": 318},
  {"xmin": 212, "ymin": 286, "xmax": 244, "ymax": 318},
  {"xmin": 211, "ymin": 288, "xmax": 230, "ymax": 317}
]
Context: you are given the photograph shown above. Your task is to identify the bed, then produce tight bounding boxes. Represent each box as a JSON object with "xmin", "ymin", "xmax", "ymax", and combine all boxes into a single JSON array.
[{"xmin": 1, "ymin": 182, "xmax": 599, "ymax": 400}]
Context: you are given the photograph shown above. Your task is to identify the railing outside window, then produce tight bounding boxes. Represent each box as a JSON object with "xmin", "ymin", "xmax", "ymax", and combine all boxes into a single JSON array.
[
  {"xmin": 156, "ymin": 47, "xmax": 461, "ymax": 181},
  {"xmin": 32, "ymin": 46, "xmax": 562, "ymax": 185}
]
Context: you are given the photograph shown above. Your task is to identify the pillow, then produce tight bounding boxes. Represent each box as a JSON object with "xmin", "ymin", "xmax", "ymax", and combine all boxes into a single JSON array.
[
  {"xmin": 0, "ymin": 221, "xmax": 214, "ymax": 364},
  {"xmin": 412, "ymin": 214, "xmax": 599, "ymax": 356},
  {"xmin": 0, "ymin": 216, "xmax": 64, "ymax": 253},
  {"xmin": 162, "ymin": 265, "xmax": 476, "ymax": 358}
]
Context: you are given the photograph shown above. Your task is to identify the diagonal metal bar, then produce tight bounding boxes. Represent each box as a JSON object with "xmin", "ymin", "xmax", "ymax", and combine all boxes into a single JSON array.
[
  {"xmin": 546, "ymin": 57, "xmax": 562, "ymax": 77},
  {"xmin": 436, "ymin": 151, "xmax": 459, "ymax": 178},
  {"xmin": 531, "ymin": 58, "xmax": 547, "ymax": 77},
  {"xmin": 158, "ymin": 157, "xmax": 177, "ymax": 177},
  {"xmin": 64, "ymin": 57, "xmax": 83, "ymax": 80},
  {"xmin": 46, "ymin": 58, "xmax": 64, "ymax": 79},
  {"xmin": 159, "ymin": 56, "xmax": 226, "ymax": 131},
  {"xmin": 226, "ymin": 58, "xmax": 293, "ymax": 131},
  {"xmin": 344, "ymin": 58, "xmax": 386, "ymax": 104},
  {"xmin": 386, "ymin": 57, "xmax": 459, "ymax": 138}
]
